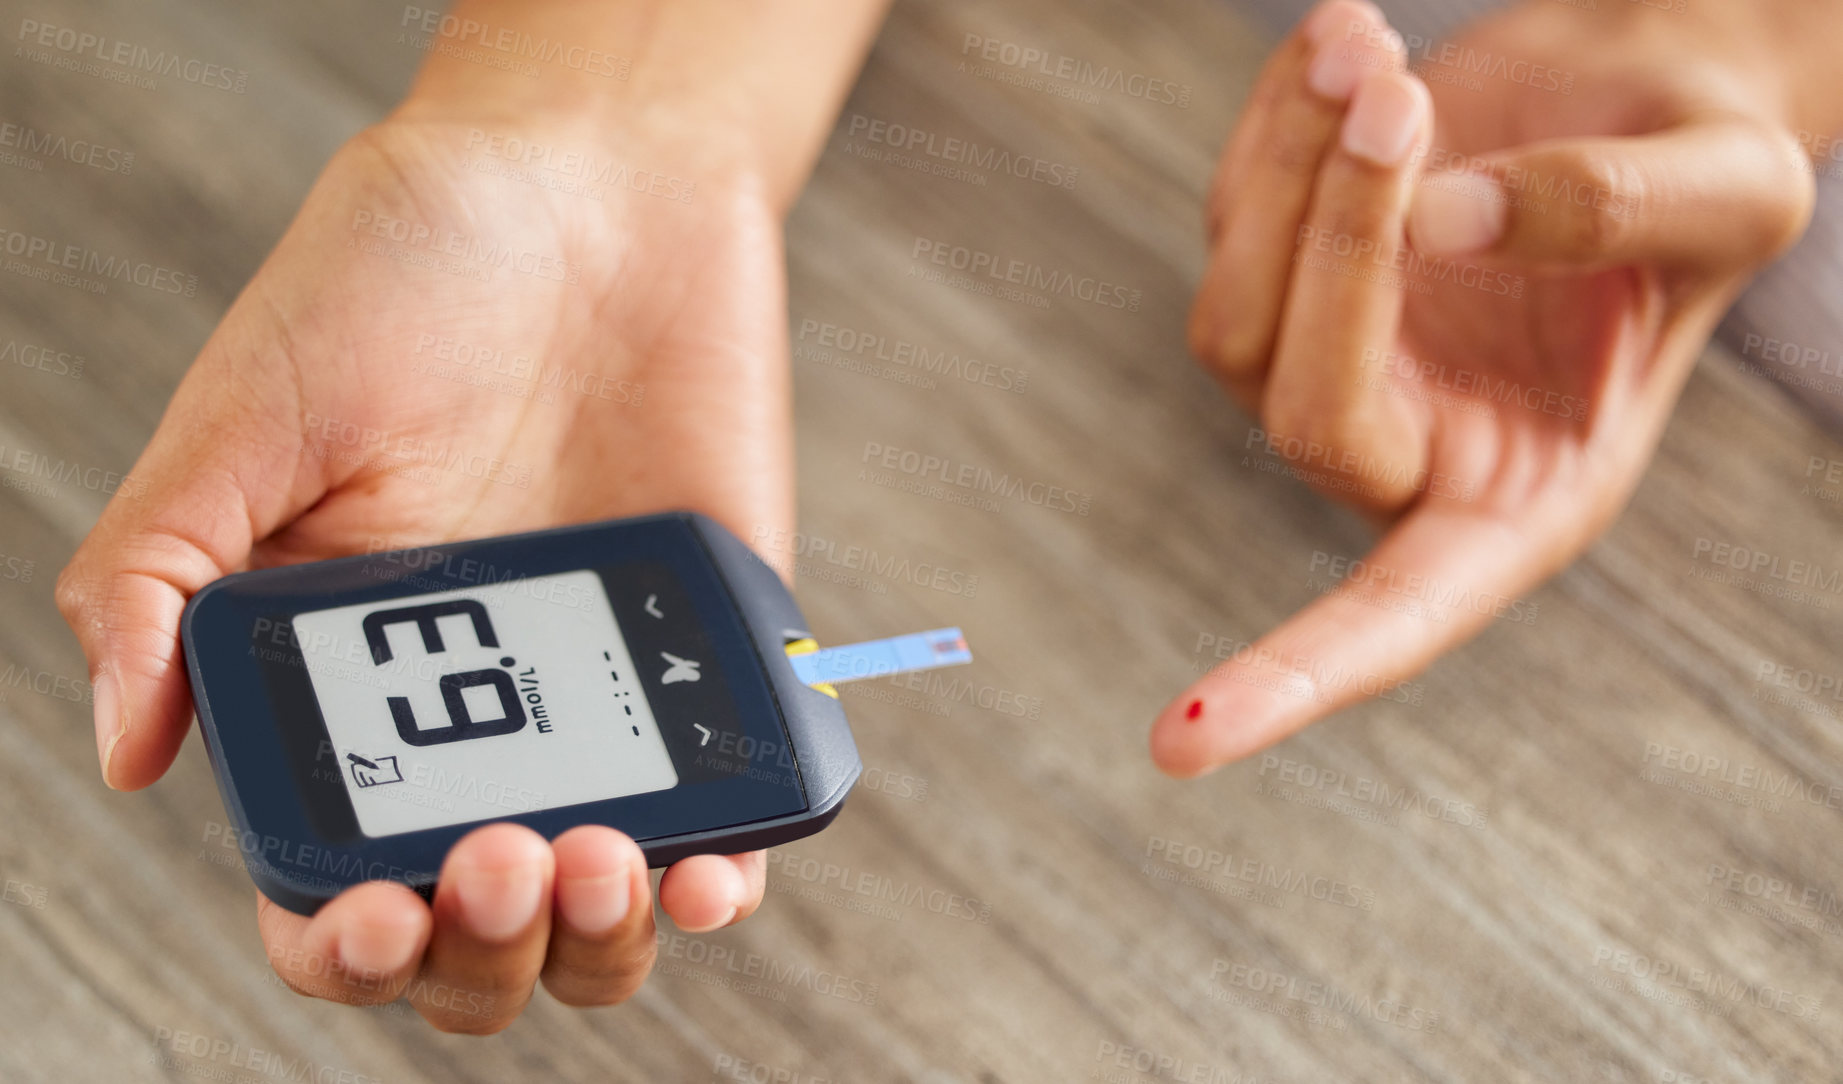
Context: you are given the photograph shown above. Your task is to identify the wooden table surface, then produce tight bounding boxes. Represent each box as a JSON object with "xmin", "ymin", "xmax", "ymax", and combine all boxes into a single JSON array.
[{"xmin": 1, "ymin": 0, "xmax": 1839, "ymax": 1081}]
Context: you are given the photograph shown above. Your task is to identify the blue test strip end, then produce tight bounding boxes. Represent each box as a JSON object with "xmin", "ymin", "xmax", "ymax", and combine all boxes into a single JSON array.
[{"xmin": 791, "ymin": 627, "xmax": 972, "ymax": 687}]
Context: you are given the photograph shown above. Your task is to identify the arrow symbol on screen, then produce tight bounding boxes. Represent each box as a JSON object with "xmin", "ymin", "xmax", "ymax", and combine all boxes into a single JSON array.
[{"xmin": 694, "ymin": 724, "xmax": 712, "ymax": 747}]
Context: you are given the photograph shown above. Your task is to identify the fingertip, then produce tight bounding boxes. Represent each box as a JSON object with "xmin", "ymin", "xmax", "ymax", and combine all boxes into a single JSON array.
[
  {"xmin": 450, "ymin": 822, "xmax": 553, "ymax": 869},
  {"xmin": 660, "ymin": 855, "xmax": 746, "ymax": 934},
  {"xmin": 92, "ymin": 670, "xmax": 124, "ymax": 790},
  {"xmin": 553, "ymin": 826, "xmax": 643, "ymax": 937},
  {"xmin": 1150, "ymin": 693, "xmax": 1225, "ymax": 779},
  {"xmin": 1153, "ymin": 673, "xmax": 1317, "ymax": 777},
  {"xmin": 97, "ymin": 666, "xmax": 192, "ymax": 792},
  {"xmin": 1339, "ymin": 71, "xmax": 1432, "ymax": 167},
  {"xmin": 329, "ymin": 882, "xmax": 430, "ymax": 977},
  {"xmin": 1303, "ymin": 0, "xmax": 1386, "ymax": 47},
  {"xmin": 1411, "ymin": 171, "xmax": 1508, "ymax": 255},
  {"xmin": 552, "ymin": 825, "xmax": 641, "ymax": 878},
  {"xmin": 445, "ymin": 823, "xmax": 553, "ymax": 944}
]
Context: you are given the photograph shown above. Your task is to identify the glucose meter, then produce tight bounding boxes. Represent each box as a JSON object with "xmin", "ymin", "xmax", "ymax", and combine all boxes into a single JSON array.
[{"xmin": 181, "ymin": 512, "xmax": 970, "ymax": 915}]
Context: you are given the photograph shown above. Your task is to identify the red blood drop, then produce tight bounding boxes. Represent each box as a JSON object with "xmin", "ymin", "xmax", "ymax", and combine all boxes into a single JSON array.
[{"xmin": 1185, "ymin": 699, "xmax": 1203, "ymax": 721}]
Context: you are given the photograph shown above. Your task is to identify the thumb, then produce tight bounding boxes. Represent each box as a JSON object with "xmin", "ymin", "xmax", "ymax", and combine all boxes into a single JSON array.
[
  {"xmin": 1408, "ymin": 115, "xmax": 1813, "ymax": 269},
  {"xmin": 55, "ymin": 362, "xmax": 309, "ymax": 790}
]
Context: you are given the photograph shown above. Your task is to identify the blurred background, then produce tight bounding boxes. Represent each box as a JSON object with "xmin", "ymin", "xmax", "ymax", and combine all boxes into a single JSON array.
[{"xmin": 0, "ymin": 0, "xmax": 1839, "ymax": 1080}]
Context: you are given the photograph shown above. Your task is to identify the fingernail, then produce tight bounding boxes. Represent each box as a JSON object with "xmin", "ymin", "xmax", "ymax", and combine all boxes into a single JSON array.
[
  {"xmin": 1340, "ymin": 76, "xmax": 1425, "ymax": 166},
  {"xmin": 1304, "ymin": 0, "xmax": 1384, "ymax": 47},
  {"xmin": 558, "ymin": 864, "xmax": 632, "ymax": 937},
  {"xmin": 338, "ymin": 920, "xmax": 419, "ymax": 977},
  {"xmin": 1411, "ymin": 172, "xmax": 1506, "ymax": 254},
  {"xmin": 455, "ymin": 861, "xmax": 544, "ymax": 943},
  {"xmin": 677, "ymin": 865, "xmax": 744, "ymax": 934},
  {"xmin": 1306, "ymin": 37, "xmax": 1371, "ymax": 102},
  {"xmin": 92, "ymin": 670, "xmax": 124, "ymax": 789}
]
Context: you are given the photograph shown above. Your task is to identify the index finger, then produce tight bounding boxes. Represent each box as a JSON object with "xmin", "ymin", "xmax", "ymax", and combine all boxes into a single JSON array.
[{"xmin": 1151, "ymin": 498, "xmax": 1571, "ymax": 777}]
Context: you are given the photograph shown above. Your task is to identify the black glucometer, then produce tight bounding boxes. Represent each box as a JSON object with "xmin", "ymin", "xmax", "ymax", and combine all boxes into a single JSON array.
[{"xmin": 181, "ymin": 512, "xmax": 862, "ymax": 915}]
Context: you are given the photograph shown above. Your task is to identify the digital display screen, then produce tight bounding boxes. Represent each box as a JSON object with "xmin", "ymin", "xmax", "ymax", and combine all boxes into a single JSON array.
[{"xmin": 292, "ymin": 570, "xmax": 679, "ymax": 837}]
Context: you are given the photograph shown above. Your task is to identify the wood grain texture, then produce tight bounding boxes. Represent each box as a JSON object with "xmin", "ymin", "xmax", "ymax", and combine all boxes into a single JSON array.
[{"xmin": 0, "ymin": 0, "xmax": 1838, "ymax": 1081}]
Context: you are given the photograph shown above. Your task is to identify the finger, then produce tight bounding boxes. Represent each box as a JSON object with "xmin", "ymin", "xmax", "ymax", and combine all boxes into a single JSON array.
[
  {"xmin": 658, "ymin": 850, "xmax": 765, "ymax": 933},
  {"xmin": 410, "ymin": 823, "xmax": 555, "ymax": 1033},
  {"xmin": 257, "ymin": 882, "xmax": 431, "ymax": 1006},
  {"xmin": 1408, "ymin": 117, "xmax": 1814, "ymax": 269},
  {"xmin": 1152, "ymin": 500, "xmax": 1567, "ymax": 777},
  {"xmin": 1206, "ymin": 0, "xmax": 1382, "ymax": 237},
  {"xmin": 55, "ymin": 354, "xmax": 312, "ymax": 790},
  {"xmin": 1191, "ymin": 0, "xmax": 1404, "ymax": 399},
  {"xmin": 1262, "ymin": 71, "xmax": 1435, "ymax": 515},
  {"xmin": 540, "ymin": 826, "xmax": 657, "ymax": 1007}
]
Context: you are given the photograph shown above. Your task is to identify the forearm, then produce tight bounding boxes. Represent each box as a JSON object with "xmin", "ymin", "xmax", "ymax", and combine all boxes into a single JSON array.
[{"xmin": 391, "ymin": 0, "xmax": 891, "ymax": 213}]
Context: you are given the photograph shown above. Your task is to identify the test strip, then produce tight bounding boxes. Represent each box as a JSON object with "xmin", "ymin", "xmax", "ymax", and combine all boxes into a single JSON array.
[{"xmin": 790, "ymin": 627, "xmax": 971, "ymax": 687}]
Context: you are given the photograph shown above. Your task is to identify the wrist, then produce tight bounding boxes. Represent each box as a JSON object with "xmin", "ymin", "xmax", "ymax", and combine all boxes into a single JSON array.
[{"xmin": 388, "ymin": 0, "xmax": 888, "ymax": 215}]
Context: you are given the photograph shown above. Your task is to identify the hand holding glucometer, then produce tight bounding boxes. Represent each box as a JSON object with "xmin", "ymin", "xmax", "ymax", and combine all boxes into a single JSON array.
[{"xmin": 182, "ymin": 512, "xmax": 968, "ymax": 915}]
